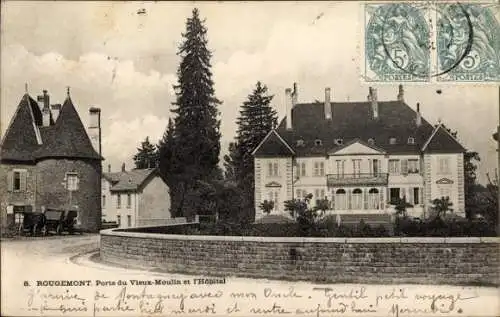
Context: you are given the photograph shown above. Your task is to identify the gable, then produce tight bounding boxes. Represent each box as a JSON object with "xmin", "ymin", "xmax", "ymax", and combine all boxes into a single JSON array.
[
  {"xmin": 422, "ymin": 125, "xmax": 466, "ymax": 153},
  {"xmin": 436, "ymin": 177, "xmax": 454, "ymax": 185},
  {"xmin": 253, "ymin": 130, "xmax": 294, "ymax": 157},
  {"xmin": 330, "ymin": 139, "xmax": 385, "ymax": 155},
  {"xmin": 265, "ymin": 181, "xmax": 282, "ymax": 188}
]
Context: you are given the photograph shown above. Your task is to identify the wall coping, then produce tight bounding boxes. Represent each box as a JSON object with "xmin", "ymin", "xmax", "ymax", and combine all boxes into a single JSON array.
[{"xmin": 100, "ymin": 228, "xmax": 500, "ymax": 244}]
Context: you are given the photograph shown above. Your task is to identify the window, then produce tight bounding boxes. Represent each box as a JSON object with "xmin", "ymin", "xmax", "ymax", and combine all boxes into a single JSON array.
[
  {"xmin": 368, "ymin": 138, "xmax": 375, "ymax": 145},
  {"xmin": 300, "ymin": 162, "xmax": 306, "ymax": 177},
  {"xmin": 368, "ymin": 188, "xmax": 380, "ymax": 209},
  {"xmin": 352, "ymin": 159, "xmax": 361, "ymax": 177},
  {"xmin": 389, "ymin": 137, "xmax": 397, "ymax": 145},
  {"xmin": 127, "ymin": 215, "xmax": 132, "ymax": 227},
  {"xmin": 314, "ymin": 189, "xmax": 325, "ymax": 205},
  {"xmin": 117, "ymin": 194, "xmax": 121, "ymax": 209},
  {"xmin": 352, "ymin": 188, "xmax": 363, "ymax": 210},
  {"xmin": 8, "ymin": 170, "xmax": 27, "ymax": 192},
  {"xmin": 408, "ymin": 159, "xmax": 419, "ymax": 174},
  {"xmin": 438, "ymin": 157, "xmax": 451, "ymax": 174},
  {"xmin": 66, "ymin": 173, "xmax": 79, "ymax": 191},
  {"xmin": 335, "ymin": 160, "xmax": 345, "ymax": 178},
  {"xmin": 407, "ymin": 137, "xmax": 415, "ymax": 144},
  {"xmin": 296, "ymin": 189, "xmax": 305, "ymax": 199},
  {"xmin": 335, "ymin": 189, "xmax": 347, "ymax": 210},
  {"xmin": 335, "ymin": 138, "xmax": 343, "ymax": 145},
  {"xmin": 388, "ymin": 159, "xmax": 400, "ymax": 175},
  {"xmin": 117, "ymin": 215, "xmax": 121, "ymax": 226},
  {"xmin": 371, "ymin": 159, "xmax": 380, "ymax": 176},
  {"xmin": 314, "ymin": 162, "xmax": 325, "ymax": 176},
  {"xmin": 296, "ymin": 139, "xmax": 305, "ymax": 147},
  {"xmin": 413, "ymin": 188, "xmax": 420, "ymax": 205},
  {"xmin": 127, "ymin": 194, "xmax": 132, "ymax": 209},
  {"xmin": 267, "ymin": 162, "xmax": 279, "ymax": 177},
  {"xmin": 315, "ymin": 139, "xmax": 323, "ymax": 146},
  {"xmin": 390, "ymin": 188, "xmax": 400, "ymax": 205},
  {"xmin": 14, "ymin": 171, "xmax": 21, "ymax": 191},
  {"xmin": 401, "ymin": 159, "xmax": 408, "ymax": 175},
  {"xmin": 102, "ymin": 195, "xmax": 106, "ymax": 208}
]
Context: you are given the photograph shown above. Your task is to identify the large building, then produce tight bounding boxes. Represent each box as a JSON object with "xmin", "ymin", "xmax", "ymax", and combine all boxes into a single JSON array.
[
  {"xmin": 0, "ymin": 88, "xmax": 102, "ymax": 231},
  {"xmin": 252, "ymin": 84, "xmax": 466, "ymax": 221},
  {"xmin": 102, "ymin": 164, "xmax": 171, "ymax": 228}
]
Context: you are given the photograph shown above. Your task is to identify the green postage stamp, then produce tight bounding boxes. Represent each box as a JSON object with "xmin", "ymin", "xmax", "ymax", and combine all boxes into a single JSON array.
[{"xmin": 364, "ymin": 2, "xmax": 499, "ymax": 82}]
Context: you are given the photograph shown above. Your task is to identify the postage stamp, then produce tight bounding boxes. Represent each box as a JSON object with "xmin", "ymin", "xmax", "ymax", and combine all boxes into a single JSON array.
[
  {"xmin": 364, "ymin": 3, "xmax": 431, "ymax": 82},
  {"xmin": 436, "ymin": 3, "xmax": 500, "ymax": 82}
]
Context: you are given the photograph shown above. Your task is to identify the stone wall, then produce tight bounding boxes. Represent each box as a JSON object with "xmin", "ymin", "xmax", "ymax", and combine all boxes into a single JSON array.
[
  {"xmin": 0, "ymin": 163, "xmax": 37, "ymax": 228},
  {"xmin": 100, "ymin": 228, "xmax": 499, "ymax": 286},
  {"xmin": 37, "ymin": 158, "xmax": 101, "ymax": 231}
]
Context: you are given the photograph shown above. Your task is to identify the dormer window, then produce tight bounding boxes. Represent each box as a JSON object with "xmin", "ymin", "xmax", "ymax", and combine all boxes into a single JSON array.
[
  {"xmin": 389, "ymin": 137, "xmax": 397, "ymax": 145},
  {"xmin": 407, "ymin": 137, "xmax": 415, "ymax": 144},
  {"xmin": 334, "ymin": 138, "xmax": 343, "ymax": 146},
  {"xmin": 367, "ymin": 138, "xmax": 375, "ymax": 145},
  {"xmin": 314, "ymin": 139, "xmax": 323, "ymax": 146},
  {"xmin": 296, "ymin": 139, "xmax": 305, "ymax": 147}
]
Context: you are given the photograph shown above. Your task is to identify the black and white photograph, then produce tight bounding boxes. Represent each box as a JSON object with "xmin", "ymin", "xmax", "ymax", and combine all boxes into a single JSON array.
[{"xmin": 1, "ymin": 1, "xmax": 499, "ymax": 316}]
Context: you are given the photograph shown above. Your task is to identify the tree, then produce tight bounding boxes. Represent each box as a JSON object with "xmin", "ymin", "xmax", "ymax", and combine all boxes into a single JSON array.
[
  {"xmin": 464, "ymin": 151, "xmax": 481, "ymax": 218},
  {"xmin": 133, "ymin": 136, "xmax": 158, "ymax": 169},
  {"xmin": 431, "ymin": 196, "xmax": 454, "ymax": 219},
  {"xmin": 162, "ymin": 8, "xmax": 221, "ymax": 217},
  {"xmin": 394, "ymin": 196, "xmax": 413, "ymax": 218},
  {"xmin": 172, "ymin": 8, "xmax": 221, "ymax": 180},
  {"xmin": 259, "ymin": 200, "xmax": 274, "ymax": 215},
  {"xmin": 224, "ymin": 81, "xmax": 278, "ymax": 214}
]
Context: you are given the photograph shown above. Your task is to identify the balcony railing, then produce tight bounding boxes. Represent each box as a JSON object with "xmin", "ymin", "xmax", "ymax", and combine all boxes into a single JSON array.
[{"xmin": 327, "ymin": 173, "xmax": 389, "ymax": 186}]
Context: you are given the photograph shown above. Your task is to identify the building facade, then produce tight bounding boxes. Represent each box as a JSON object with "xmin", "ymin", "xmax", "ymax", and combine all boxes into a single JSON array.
[
  {"xmin": 102, "ymin": 165, "xmax": 171, "ymax": 228},
  {"xmin": 253, "ymin": 84, "xmax": 466, "ymax": 221},
  {"xmin": 0, "ymin": 88, "xmax": 102, "ymax": 231}
]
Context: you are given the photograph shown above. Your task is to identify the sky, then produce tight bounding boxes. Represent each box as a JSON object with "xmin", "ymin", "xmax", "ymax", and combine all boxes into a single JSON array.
[{"xmin": 1, "ymin": 1, "xmax": 498, "ymax": 184}]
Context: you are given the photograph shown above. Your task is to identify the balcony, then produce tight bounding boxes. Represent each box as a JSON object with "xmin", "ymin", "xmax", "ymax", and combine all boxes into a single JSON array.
[{"xmin": 326, "ymin": 173, "xmax": 389, "ymax": 187}]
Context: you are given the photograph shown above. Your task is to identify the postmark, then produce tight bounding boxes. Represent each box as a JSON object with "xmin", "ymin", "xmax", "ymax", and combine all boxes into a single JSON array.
[
  {"xmin": 365, "ymin": 3, "xmax": 431, "ymax": 82},
  {"xmin": 436, "ymin": 3, "xmax": 500, "ymax": 82}
]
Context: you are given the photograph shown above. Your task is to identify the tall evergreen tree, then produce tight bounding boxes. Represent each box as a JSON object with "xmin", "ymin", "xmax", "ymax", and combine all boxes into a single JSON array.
[
  {"xmin": 224, "ymin": 81, "xmax": 278, "ymax": 214},
  {"xmin": 162, "ymin": 8, "xmax": 221, "ymax": 217},
  {"xmin": 133, "ymin": 136, "xmax": 158, "ymax": 169}
]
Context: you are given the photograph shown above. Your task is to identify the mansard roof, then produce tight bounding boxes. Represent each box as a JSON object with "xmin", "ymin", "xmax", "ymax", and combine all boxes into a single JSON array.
[
  {"xmin": 253, "ymin": 99, "xmax": 466, "ymax": 157},
  {"xmin": 0, "ymin": 93, "xmax": 101, "ymax": 162}
]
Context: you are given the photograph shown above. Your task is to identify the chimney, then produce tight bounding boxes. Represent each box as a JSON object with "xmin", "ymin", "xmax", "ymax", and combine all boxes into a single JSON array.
[
  {"xmin": 285, "ymin": 88, "xmax": 293, "ymax": 130},
  {"xmin": 88, "ymin": 107, "xmax": 102, "ymax": 157},
  {"xmin": 397, "ymin": 84, "xmax": 404, "ymax": 102},
  {"xmin": 50, "ymin": 104, "xmax": 61, "ymax": 122},
  {"xmin": 416, "ymin": 103, "xmax": 422, "ymax": 127},
  {"xmin": 292, "ymin": 82, "xmax": 298, "ymax": 106},
  {"xmin": 39, "ymin": 90, "xmax": 51, "ymax": 126},
  {"xmin": 108, "ymin": 164, "xmax": 111, "ymax": 173},
  {"xmin": 370, "ymin": 87, "xmax": 379, "ymax": 119},
  {"xmin": 324, "ymin": 87, "xmax": 332, "ymax": 120},
  {"xmin": 121, "ymin": 163, "xmax": 126, "ymax": 172}
]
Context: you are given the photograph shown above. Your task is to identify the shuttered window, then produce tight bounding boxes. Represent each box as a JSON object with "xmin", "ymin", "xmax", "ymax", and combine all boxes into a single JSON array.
[{"xmin": 7, "ymin": 170, "xmax": 27, "ymax": 192}]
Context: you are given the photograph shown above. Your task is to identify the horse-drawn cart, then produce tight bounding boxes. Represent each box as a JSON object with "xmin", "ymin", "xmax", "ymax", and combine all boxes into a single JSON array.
[
  {"xmin": 17, "ymin": 211, "xmax": 47, "ymax": 235},
  {"xmin": 44, "ymin": 208, "xmax": 81, "ymax": 235}
]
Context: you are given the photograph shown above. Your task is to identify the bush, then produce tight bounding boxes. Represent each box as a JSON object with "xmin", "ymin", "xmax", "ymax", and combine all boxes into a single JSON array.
[{"xmin": 394, "ymin": 216, "xmax": 496, "ymax": 237}]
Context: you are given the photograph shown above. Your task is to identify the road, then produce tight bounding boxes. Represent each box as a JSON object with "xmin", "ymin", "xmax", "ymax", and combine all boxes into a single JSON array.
[{"xmin": 1, "ymin": 235, "xmax": 499, "ymax": 317}]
